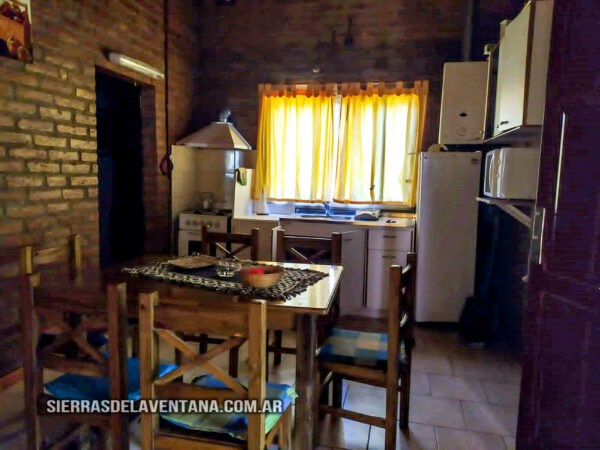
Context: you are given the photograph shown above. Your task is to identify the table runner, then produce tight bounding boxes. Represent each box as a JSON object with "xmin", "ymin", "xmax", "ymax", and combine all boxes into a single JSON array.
[{"xmin": 121, "ymin": 260, "xmax": 328, "ymax": 300}]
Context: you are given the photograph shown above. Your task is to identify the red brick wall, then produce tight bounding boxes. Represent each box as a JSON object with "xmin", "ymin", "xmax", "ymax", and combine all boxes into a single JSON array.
[
  {"xmin": 194, "ymin": 0, "xmax": 467, "ymax": 159},
  {"xmin": 0, "ymin": 0, "xmax": 201, "ymax": 376}
]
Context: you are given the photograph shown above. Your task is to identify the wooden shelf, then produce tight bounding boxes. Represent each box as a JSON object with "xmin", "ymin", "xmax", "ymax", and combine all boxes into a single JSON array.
[
  {"xmin": 484, "ymin": 125, "xmax": 542, "ymax": 146},
  {"xmin": 477, "ymin": 196, "xmax": 535, "ymax": 228}
]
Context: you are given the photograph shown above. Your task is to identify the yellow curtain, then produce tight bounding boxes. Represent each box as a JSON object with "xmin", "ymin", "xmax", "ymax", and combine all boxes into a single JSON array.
[
  {"xmin": 253, "ymin": 91, "xmax": 335, "ymax": 202},
  {"xmin": 334, "ymin": 92, "xmax": 420, "ymax": 205}
]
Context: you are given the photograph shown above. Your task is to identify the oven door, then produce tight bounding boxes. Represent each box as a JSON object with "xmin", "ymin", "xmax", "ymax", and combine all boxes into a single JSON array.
[{"xmin": 177, "ymin": 230, "xmax": 203, "ymax": 256}]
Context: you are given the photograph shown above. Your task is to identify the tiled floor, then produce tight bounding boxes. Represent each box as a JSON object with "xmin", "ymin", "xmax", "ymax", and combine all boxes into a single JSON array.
[{"xmin": 0, "ymin": 326, "xmax": 521, "ymax": 449}]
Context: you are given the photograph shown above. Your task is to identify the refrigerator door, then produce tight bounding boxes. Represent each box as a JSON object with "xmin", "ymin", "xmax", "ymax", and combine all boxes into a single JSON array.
[{"xmin": 415, "ymin": 152, "xmax": 481, "ymax": 322}]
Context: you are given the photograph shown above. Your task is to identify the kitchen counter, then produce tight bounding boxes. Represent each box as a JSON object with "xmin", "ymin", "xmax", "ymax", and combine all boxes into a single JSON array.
[
  {"xmin": 234, "ymin": 212, "xmax": 415, "ymax": 228},
  {"xmin": 279, "ymin": 215, "xmax": 415, "ymax": 229}
]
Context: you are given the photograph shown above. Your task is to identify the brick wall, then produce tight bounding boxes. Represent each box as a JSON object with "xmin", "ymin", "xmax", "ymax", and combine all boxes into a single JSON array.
[
  {"xmin": 0, "ymin": 0, "xmax": 202, "ymax": 376},
  {"xmin": 194, "ymin": 0, "xmax": 467, "ymax": 159}
]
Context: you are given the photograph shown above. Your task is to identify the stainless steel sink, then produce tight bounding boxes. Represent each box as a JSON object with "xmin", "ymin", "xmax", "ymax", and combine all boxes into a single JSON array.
[{"xmin": 298, "ymin": 215, "xmax": 353, "ymax": 220}]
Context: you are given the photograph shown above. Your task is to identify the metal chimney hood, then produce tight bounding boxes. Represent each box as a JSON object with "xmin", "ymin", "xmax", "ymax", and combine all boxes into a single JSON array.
[{"xmin": 176, "ymin": 109, "xmax": 252, "ymax": 150}]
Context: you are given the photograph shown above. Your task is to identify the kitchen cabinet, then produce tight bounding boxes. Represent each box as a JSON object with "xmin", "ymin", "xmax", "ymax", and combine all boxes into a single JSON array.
[
  {"xmin": 438, "ymin": 62, "xmax": 488, "ymax": 145},
  {"xmin": 279, "ymin": 220, "xmax": 366, "ymax": 316},
  {"xmin": 366, "ymin": 250, "xmax": 409, "ymax": 311},
  {"xmin": 493, "ymin": 0, "xmax": 553, "ymax": 135},
  {"xmin": 366, "ymin": 228, "xmax": 413, "ymax": 313}
]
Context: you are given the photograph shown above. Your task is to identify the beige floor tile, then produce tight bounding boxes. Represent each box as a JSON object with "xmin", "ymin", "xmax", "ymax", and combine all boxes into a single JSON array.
[
  {"xmin": 267, "ymin": 354, "xmax": 296, "ymax": 386},
  {"xmin": 411, "ymin": 353, "xmax": 453, "ymax": 375},
  {"xmin": 482, "ymin": 382, "xmax": 521, "ymax": 406},
  {"xmin": 317, "ymin": 415, "xmax": 370, "ymax": 449},
  {"xmin": 413, "ymin": 329, "xmax": 475, "ymax": 358},
  {"xmin": 435, "ymin": 426, "xmax": 506, "ymax": 450},
  {"xmin": 409, "ymin": 372, "xmax": 430, "ymax": 396},
  {"xmin": 367, "ymin": 422, "xmax": 437, "ymax": 450},
  {"xmin": 429, "ymin": 374, "xmax": 487, "ymax": 402},
  {"xmin": 344, "ymin": 381, "xmax": 387, "ymax": 418},
  {"xmin": 503, "ymin": 435, "xmax": 517, "ymax": 450},
  {"xmin": 462, "ymin": 401, "xmax": 518, "ymax": 436},
  {"xmin": 408, "ymin": 394, "xmax": 466, "ymax": 429},
  {"xmin": 451, "ymin": 357, "xmax": 521, "ymax": 384}
]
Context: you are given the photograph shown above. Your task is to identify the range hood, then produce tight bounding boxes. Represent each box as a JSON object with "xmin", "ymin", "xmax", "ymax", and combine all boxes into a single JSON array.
[{"xmin": 176, "ymin": 109, "xmax": 252, "ymax": 150}]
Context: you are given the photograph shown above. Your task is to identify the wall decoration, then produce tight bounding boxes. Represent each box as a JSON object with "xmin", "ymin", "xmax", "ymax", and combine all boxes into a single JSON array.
[{"xmin": 0, "ymin": 0, "xmax": 32, "ymax": 62}]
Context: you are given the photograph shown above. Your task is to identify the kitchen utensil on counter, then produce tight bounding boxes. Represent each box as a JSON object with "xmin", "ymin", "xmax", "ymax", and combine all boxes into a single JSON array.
[
  {"xmin": 199, "ymin": 192, "xmax": 214, "ymax": 212},
  {"xmin": 257, "ymin": 190, "xmax": 269, "ymax": 215}
]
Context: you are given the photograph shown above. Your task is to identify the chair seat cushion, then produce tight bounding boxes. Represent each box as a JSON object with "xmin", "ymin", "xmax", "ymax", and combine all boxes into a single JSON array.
[
  {"xmin": 44, "ymin": 358, "xmax": 177, "ymax": 401},
  {"xmin": 316, "ymin": 327, "xmax": 408, "ymax": 370},
  {"xmin": 161, "ymin": 374, "xmax": 297, "ymax": 441}
]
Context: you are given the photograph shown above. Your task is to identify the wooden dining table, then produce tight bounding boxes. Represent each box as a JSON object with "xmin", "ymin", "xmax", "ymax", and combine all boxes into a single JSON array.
[{"xmin": 102, "ymin": 255, "xmax": 343, "ymax": 450}]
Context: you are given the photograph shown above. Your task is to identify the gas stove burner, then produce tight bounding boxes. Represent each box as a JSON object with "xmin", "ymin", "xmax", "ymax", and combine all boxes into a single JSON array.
[{"xmin": 191, "ymin": 209, "xmax": 232, "ymax": 216}]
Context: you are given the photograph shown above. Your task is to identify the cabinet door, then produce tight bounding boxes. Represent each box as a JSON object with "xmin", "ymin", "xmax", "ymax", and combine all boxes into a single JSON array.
[
  {"xmin": 339, "ymin": 230, "xmax": 367, "ymax": 316},
  {"xmin": 494, "ymin": 3, "xmax": 531, "ymax": 135},
  {"xmin": 366, "ymin": 250, "xmax": 408, "ymax": 312},
  {"xmin": 439, "ymin": 62, "xmax": 488, "ymax": 144}
]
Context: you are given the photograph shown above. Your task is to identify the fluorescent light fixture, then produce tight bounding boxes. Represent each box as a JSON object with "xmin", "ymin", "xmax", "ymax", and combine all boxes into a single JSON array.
[{"xmin": 108, "ymin": 52, "xmax": 164, "ymax": 80}]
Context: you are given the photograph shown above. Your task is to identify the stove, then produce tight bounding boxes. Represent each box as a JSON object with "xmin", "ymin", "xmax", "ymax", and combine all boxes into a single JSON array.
[{"xmin": 178, "ymin": 210, "xmax": 232, "ymax": 256}]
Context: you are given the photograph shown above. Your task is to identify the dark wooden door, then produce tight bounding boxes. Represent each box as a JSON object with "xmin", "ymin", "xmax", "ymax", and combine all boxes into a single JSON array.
[{"xmin": 517, "ymin": 1, "xmax": 600, "ymax": 448}]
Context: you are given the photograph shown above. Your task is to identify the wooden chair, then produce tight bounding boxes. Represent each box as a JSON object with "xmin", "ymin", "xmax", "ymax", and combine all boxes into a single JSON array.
[
  {"xmin": 0, "ymin": 236, "xmax": 82, "ymax": 391},
  {"xmin": 177, "ymin": 226, "xmax": 260, "ymax": 378},
  {"xmin": 138, "ymin": 292, "xmax": 293, "ymax": 449},
  {"xmin": 315, "ymin": 253, "xmax": 416, "ymax": 449},
  {"xmin": 201, "ymin": 225, "xmax": 259, "ymax": 261},
  {"xmin": 21, "ymin": 235, "xmax": 130, "ymax": 449},
  {"xmin": 0, "ymin": 245, "xmax": 34, "ymax": 391},
  {"xmin": 269, "ymin": 229, "xmax": 342, "ymax": 369}
]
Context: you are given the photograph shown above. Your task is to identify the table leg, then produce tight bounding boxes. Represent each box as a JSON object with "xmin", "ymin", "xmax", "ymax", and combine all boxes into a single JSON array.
[{"xmin": 295, "ymin": 313, "xmax": 317, "ymax": 450}]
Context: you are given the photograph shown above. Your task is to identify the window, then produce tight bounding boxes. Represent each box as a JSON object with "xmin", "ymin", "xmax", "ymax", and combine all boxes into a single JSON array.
[{"xmin": 253, "ymin": 82, "xmax": 428, "ymax": 207}]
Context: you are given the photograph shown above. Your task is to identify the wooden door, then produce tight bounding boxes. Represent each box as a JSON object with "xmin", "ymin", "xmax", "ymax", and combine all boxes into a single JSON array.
[{"xmin": 517, "ymin": 1, "xmax": 600, "ymax": 447}]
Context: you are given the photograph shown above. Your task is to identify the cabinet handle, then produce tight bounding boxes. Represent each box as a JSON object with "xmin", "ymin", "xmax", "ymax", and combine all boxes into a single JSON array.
[
  {"xmin": 382, "ymin": 235, "xmax": 397, "ymax": 239},
  {"xmin": 499, "ymin": 120, "xmax": 509, "ymax": 125},
  {"xmin": 382, "ymin": 255, "xmax": 396, "ymax": 259}
]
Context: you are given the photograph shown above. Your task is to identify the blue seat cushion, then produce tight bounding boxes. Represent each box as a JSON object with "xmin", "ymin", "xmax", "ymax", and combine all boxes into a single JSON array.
[
  {"xmin": 44, "ymin": 358, "xmax": 177, "ymax": 401},
  {"xmin": 316, "ymin": 327, "xmax": 407, "ymax": 370},
  {"xmin": 161, "ymin": 374, "xmax": 297, "ymax": 441}
]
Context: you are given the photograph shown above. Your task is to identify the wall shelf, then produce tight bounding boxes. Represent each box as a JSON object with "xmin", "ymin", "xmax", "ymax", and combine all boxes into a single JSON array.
[
  {"xmin": 484, "ymin": 125, "xmax": 542, "ymax": 146},
  {"xmin": 476, "ymin": 196, "xmax": 535, "ymax": 228}
]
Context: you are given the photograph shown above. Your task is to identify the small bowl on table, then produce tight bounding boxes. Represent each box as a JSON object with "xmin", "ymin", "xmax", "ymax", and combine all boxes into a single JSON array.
[{"xmin": 238, "ymin": 265, "xmax": 284, "ymax": 289}]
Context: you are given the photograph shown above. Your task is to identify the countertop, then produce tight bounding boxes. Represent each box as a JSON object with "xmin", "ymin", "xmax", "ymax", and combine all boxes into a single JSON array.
[{"xmin": 233, "ymin": 213, "xmax": 416, "ymax": 229}]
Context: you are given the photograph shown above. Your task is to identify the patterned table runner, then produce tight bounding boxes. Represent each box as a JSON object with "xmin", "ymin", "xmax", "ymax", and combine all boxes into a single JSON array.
[{"xmin": 121, "ymin": 259, "xmax": 328, "ymax": 301}]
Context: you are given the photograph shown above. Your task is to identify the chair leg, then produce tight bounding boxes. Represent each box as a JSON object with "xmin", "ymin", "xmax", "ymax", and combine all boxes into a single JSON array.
[
  {"xmin": 332, "ymin": 373, "xmax": 343, "ymax": 408},
  {"xmin": 385, "ymin": 378, "xmax": 399, "ymax": 449},
  {"xmin": 273, "ymin": 330, "xmax": 283, "ymax": 365},
  {"xmin": 313, "ymin": 367, "xmax": 321, "ymax": 439},
  {"xmin": 319, "ymin": 369, "xmax": 329, "ymax": 406},
  {"xmin": 400, "ymin": 371, "xmax": 410, "ymax": 431},
  {"xmin": 199, "ymin": 333, "xmax": 208, "ymax": 353},
  {"xmin": 228, "ymin": 345, "xmax": 239, "ymax": 378},
  {"xmin": 130, "ymin": 324, "xmax": 139, "ymax": 358},
  {"xmin": 279, "ymin": 407, "xmax": 292, "ymax": 449}
]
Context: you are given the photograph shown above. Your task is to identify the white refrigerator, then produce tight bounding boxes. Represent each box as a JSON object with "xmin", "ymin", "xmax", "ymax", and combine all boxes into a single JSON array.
[{"xmin": 415, "ymin": 152, "xmax": 481, "ymax": 322}]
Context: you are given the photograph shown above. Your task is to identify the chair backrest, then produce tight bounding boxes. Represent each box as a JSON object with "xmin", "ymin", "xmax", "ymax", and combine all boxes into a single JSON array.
[
  {"xmin": 201, "ymin": 225, "xmax": 259, "ymax": 261},
  {"xmin": 138, "ymin": 292, "xmax": 267, "ymax": 449},
  {"xmin": 274, "ymin": 228, "xmax": 342, "ymax": 265},
  {"xmin": 386, "ymin": 253, "xmax": 417, "ymax": 375},
  {"xmin": 21, "ymin": 278, "xmax": 129, "ymax": 448}
]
